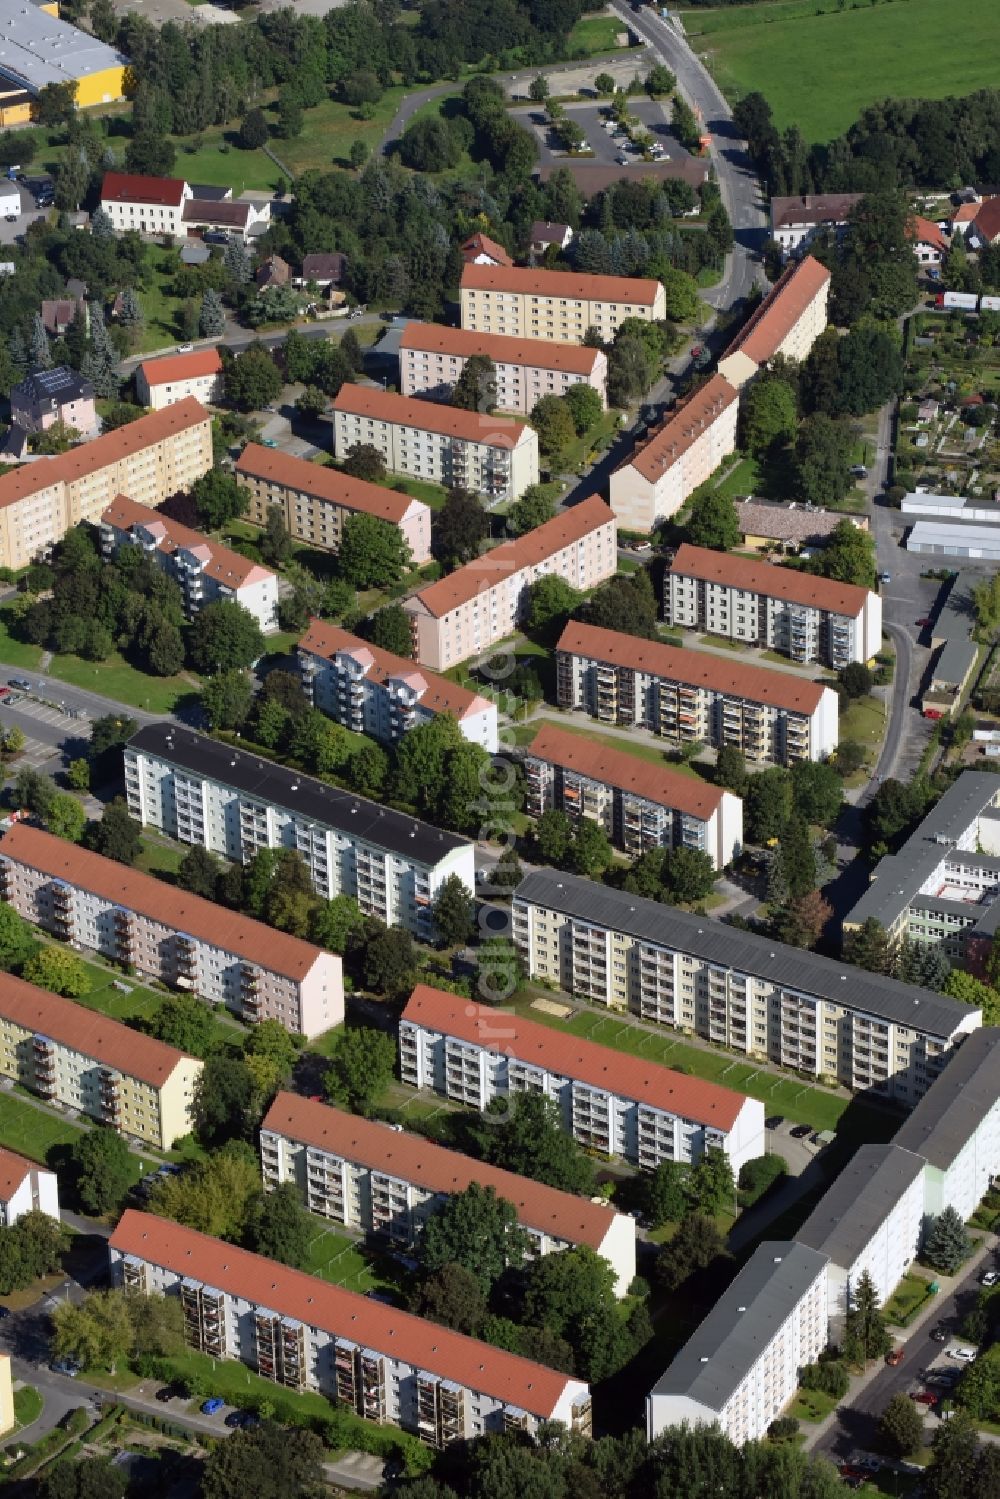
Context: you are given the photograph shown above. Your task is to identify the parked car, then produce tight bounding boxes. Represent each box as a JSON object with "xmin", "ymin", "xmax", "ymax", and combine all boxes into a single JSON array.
[
  {"xmin": 880, "ymin": 571, "xmax": 891, "ymax": 584},
  {"xmin": 930, "ymin": 1326, "xmax": 948, "ymax": 1343},
  {"xmin": 911, "ymin": 1391, "xmax": 938, "ymax": 1406},
  {"xmin": 915, "ymin": 616, "xmax": 931, "ymax": 628},
  {"xmin": 224, "ymin": 1411, "xmax": 246, "ymax": 1428},
  {"xmin": 156, "ymin": 1383, "xmax": 182, "ymax": 1403},
  {"xmin": 980, "ymin": 1270, "xmax": 998, "ymax": 1287},
  {"xmin": 948, "ymin": 1346, "xmax": 977, "ymax": 1362},
  {"xmin": 857, "ymin": 1457, "xmax": 880, "ymax": 1473},
  {"xmin": 49, "ymin": 1359, "xmax": 80, "ymax": 1377},
  {"xmin": 765, "ymin": 1116, "xmax": 785, "ymax": 1132},
  {"xmin": 0, "ymin": 1307, "xmax": 10, "ymax": 1321},
  {"xmin": 886, "ymin": 1348, "xmax": 904, "ymax": 1366},
  {"xmin": 201, "ymin": 1397, "xmax": 225, "ymax": 1415},
  {"xmin": 8, "ymin": 677, "xmax": 31, "ymax": 691},
  {"xmin": 262, "ymin": 438, "xmax": 278, "ymax": 449},
  {"xmin": 789, "ymin": 1123, "xmax": 812, "ymax": 1139},
  {"xmin": 177, "ymin": 343, "xmax": 193, "ymax": 353}
]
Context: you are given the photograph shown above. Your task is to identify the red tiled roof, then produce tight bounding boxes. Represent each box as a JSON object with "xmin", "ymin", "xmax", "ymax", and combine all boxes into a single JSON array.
[
  {"xmin": 461, "ymin": 234, "xmax": 513, "ymax": 267},
  {"xmin": 137, "ymin": 349, "xmax": 223, "ymax": 389},
  {"xmin": 723, "ymin": 255, "xmax": 830, "ymax": 365},
  {"xmin": 525, "ymin": 723, "xmax": 725, "ymax": 820},
  {"xmin": 110, "ymin": 1209, "xmax": 581, "ymax": 1418},
  {"xmin": 908, "ymin": 216, "xmax": 948, "ymax": 253},
  {"xmin": 101, "ymin": 172, "xmax": 187, "ymax": 208},
  {"xmin": 622, "ymin": 375, "xmax": 738, "ymax": 483},
  {"xmin": 407, "ymin": 495, "xmax": 615, "ymax": 619},
  {"xmin": 0, "ymin": 399, "xmax": 211, "ymax": 515},
  {"xmin": 101, "ymin": 495, "xmax": 272, "ymax": 590},
  {"xmin": 460, "ymin": 262, "xmax": 661, "ymax": 305},
  {"xmin": 402, "ymin": 984, "xmax": 748, "ymax": 1130},
  {"xmin": 297, "ymin": 620, "xmax": 489, "ymax": 722},
  {"xmin": 769, "ymin": 194, "xmax": 862, "ymax": 230},
  {"xmin": 952, "ymin": 203, "xmax": 980, "ymax": 224},
  {"xmin": 399, "ymin": 321, "xmax": 603, "ymax": 376},
  {"xmin": 262, "ymin": 1092, "xmax": 618, "ymax": 1250},
  {"xmin": 0, "ymin": 1146, "xmax": 46, "ymax": 1203},
  {"xmin": 0, "ymin": 969, "xmax": 194, "ymax": 1087},
  {"xmin": 973, "ymin": 198, "xmax": 1000, "ymax": 243},
  {"xmin": 234, "ymin": 444, "xmax": 419, "ymax": 524},
  {"xmin": 331, "ymin": 385, "xmax": 529, "ymax": 447},
  {"xmin": 0, "ymin": 823, "xmax": 324, "ymax": 984},
  {"xmin": 556, "ymin": 619, "xmax": 827, "ymax": 715},
  {"xmin": 669, "ymin": 542, "xmax": 871, "ymax": 617}
]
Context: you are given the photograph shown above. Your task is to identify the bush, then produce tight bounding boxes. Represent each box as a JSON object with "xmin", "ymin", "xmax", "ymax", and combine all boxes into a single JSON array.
[
  {"xmin": 801, "ymin": 1359, "xmax": 849, "ymax": 1399},
  {"xmin": 768, "ymin": 1416, "xmax": 799, "ymax": 1440},
  {"xmin": 737, "ymin": 1154, "xmax": 787, "ymax": 1204}
]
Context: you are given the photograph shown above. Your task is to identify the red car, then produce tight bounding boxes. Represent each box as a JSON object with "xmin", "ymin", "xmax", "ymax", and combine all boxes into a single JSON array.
[
  {"xmin": 838, "ymin": 1466, "xmax": 865, "ymax": 1481},
  {"xmin": 691, "ymin": 345, "xmax": 703, "ymax": 357},
  {"xmin": 915, "ymin": 617, "xmax": 931, "ymax": 627},
  {"xmin": 910, "ymin": 1391, "xmax": 938, "ymax": 1406}
]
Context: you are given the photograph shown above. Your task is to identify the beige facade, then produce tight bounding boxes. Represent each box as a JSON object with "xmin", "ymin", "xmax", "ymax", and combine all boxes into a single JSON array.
[
  {"xmin": 0, "ymin": 398, "xmax": 213, "ymax": 570},
  {"xmin": 135, "ymin": 350, "xmax": 224, "ymax": 412},
  {"xmin": 460, "ymin": 264, "xmax": 665, "ymax": 344},
  {"xmin": 331, "ymin": 386, "xmax": 539, "ymax": 504},
  {"xmin": 610, "ymin": 375, "xmax": 739, "ymax": 530},
  {"xmin": 718, "ymin": 256, "xmax": 831, "ymax": 389},
  {"xmin": 403, "ymin": 496, "xmax": 617, "ymax": 671},
  {"xmin": 398, "ymin": 322, "xmax": 607, "ymax": 413}
]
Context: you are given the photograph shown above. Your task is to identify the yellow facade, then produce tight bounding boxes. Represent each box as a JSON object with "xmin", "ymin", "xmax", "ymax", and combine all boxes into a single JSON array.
[
  {"xmin": 72, "ymin": 65, "xmax": 127, "ymax": 111},
  {"xmin": 0, "ymin": 1355, "xmax": 12, "ymax": 1437}
]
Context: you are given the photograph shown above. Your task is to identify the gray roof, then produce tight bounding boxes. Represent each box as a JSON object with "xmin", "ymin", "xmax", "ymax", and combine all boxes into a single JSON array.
[
  {"xmin": 515, "ymin": 869, "xmax": 976, "ymax": 1039},
  {"xmin": 127, "ymin": 723, "xmax": 470, "ymax": 870},
  {"xmin": 893, "ymin": 1028, "xmax": 1000, "ymax": 1170},
  {"xmin": 796, "ymin": 1144, "xmax": 926, "ymax": 1269},
  {"xmin": 735, "ymin": 500, "xmax": 847, "ymax": 546},
  {"xmin": 14, "ymin": 366, "xmax": 92, "ymax": 407},
  {"xmin": 648, "ymin": 1241, "xmax": 829, "ymax": 1412},
  {"xmin": 907, "ymin": 519, "xmax": 1000, "ymax": 560},
  {"xmin": 0, "ymin": 0, "xmax": 127, "ymax": 93},
  {"xmin": 928, "ymin": 573, "xmax": 981, "ymax": 693}
]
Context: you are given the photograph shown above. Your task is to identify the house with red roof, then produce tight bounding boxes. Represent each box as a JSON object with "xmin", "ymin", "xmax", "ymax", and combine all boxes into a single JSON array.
[
  {"xmin": 135, "ymin": 348, "xmax": 224, "ymax": 412},
  {"xmin": 460, "ymin": 232, "xmax": 513, "ymax": 267},
  {"xmin": 0, "ymin": 1147, "xmax": 58, "ymax": 1226},
  {"xmin": 100, "ymin": 172, "xmax": 192, "ymax": 236},
  {"xmin": 908, "ymin": 215, "xmax": 949, "ymax": 268}
]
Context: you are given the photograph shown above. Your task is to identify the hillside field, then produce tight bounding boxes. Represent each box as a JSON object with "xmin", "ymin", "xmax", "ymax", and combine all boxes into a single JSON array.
[{"xmin": 679, "ymin": 0, "xmax": 997, "ymax": 142}]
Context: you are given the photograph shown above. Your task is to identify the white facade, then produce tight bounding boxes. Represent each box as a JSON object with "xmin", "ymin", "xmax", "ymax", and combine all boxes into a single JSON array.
[
  {"xmin": 124, "ymin": 725, "xmax": 475, "ymax": 943},
  {"xmin": 0, "ymin": 1149, "xmax": 59, "ymax": 1227},
  {"xmin": 100, "ymin": 174, "xmax": 192, "ymax": 236},
  {"xmin": 609, "ymin": 375, "xmax": 739, "ymax": 530},
  {"xmin": 398, "ymin": 323, "xmax": 608, "ymax": 414},
  {"xmin": 399, "ymin": 986, "xmax": 766, "ymax": 1176},
  {"xmin": 906, "ymin": 519, "xmax": 1000, "ymax": 563},
  {"xmin": 135, "ymin": 356, "xmax": 224, "ymax": 412},
  {"xmin": 718, "ymin": 256, "xmax": 831, "ymax": 390}
]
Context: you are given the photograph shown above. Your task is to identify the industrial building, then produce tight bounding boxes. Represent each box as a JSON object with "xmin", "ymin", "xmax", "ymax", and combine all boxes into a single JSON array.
[{"xmin": 0, "ymin": 1, "xmax": 128, "ymax": 126}]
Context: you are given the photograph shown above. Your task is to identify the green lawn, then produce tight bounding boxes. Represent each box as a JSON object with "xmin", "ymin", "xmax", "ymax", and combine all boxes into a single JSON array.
[
  {"xmin": 712, "ymin": 456, "xmax": 759, "ymax": 504},
  {"xmin": 786, "ymin": 1386, "xmax": 839, "ymax": 1423},
  {"xmin": 557, "ymin": 409, "xmax": 624, "ymax": 474},
  {"xmin": 302, "ymin": 1224, "xmax": 379, "ymax": 1292},
  {"xmin": 567, "ymin": 14, "xmax": 632, "ymax": 53},
  {"xmin": 0, "ymin": 608, "xmax": 44, "ymax": 671},
  {"xmin": 13, "ymin": 1386, "xmax": 43, "ymax": 1430},
  {"xmin": 0, "ymin": 1091, "xmax": 84, "ymax": 1159},
  {"xmin": 136, "ymin": 246, "xmax": 187, "ymax": 353},
  {"xmin": 679, "ymin": 0, "xmax": 998, "ymax": 141},
  {"xmin": 840, "ymin": 693, "xmax": 887, "ymax": 753},
  {"xmin": 135, "ymin": 838, "xmax": 186, "ymax": 878},
  {"xmin": 883, "ymin": 1270, "xmax": 935, "ymax": 1327},
  {"xmin": 71, "ymin": 958, "xmax": 167, "ymax": 1026},
  {"xmin": 47, "ymin": 650, "xmax": 193, "ymax": 714},
  {"xmin": 510, "ymin": 716, "xmax": 708, "ymax": 777}
]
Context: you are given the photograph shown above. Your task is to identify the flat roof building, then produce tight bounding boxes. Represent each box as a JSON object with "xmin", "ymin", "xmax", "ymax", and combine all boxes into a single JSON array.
[
  {"xmin": 124, "ymin": 723, "xmax": 475, "ymax": 943},
  {"xmin": 0, "ymin": 823, "xmax": 343, "ymax": 1040},
  {"xmin": 523, "ymin": 722, "xmax": 742, "ymax": 869},
  {"xmin": 718, "ymin": 256, "xmax": 830, "ymax": 389},
  {"xmin": 512, "ymin": 868, "xmax": 981, "ymax": 1106},
  {"xmin": 735, "ymin": 501, "xmax": 867, "ymax": 555},
  {"xmin": 260, "ymin": 1092, "xmax": 636, "ymax": 1296},
  {"xmin": 905, "ymin": 519, "xmax": 1000, "ymax": 563},
  {"xmin": 459, "ymin": 263, "xmax": 666, "ymax": 346},
  {"xmin": 110, "ymin": 1210, "xmax": 592, "ymax": 1445},
  {"xmin": 399, "ymin": 983, "xmax": 766, "ymax": 1175},
  {"xmin": 0, "ymin": 0, "xmax": 127, "ymax": 125},
  {"xmin": 609, "ymin": 376, "xmax": 739, "ymax": 531},
  {"xmin": 556, "ymin": 619, "xmax": 839, "ymax": 765},
  {"xmin": 665, "ymin": 543, "xmax": 882, "ymax": 668},
  {"xmin": 398, "ymin": 321, "xmax": 607, "ymax": 414}
]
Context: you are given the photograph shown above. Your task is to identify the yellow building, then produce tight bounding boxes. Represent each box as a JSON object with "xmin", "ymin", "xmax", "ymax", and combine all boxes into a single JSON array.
[
  {"xmin": 459, "ymin": 264, "xmax": 665, "ymax": 346},
  {"xmin": 0, "ymin": 0, "xmax": 128, "ymax": 127},
  {"xmin": 0, "ymin": 971, "xmax": 201, "ymax": 1150},
  {"xmin": 0, "ymin": 1355, "xmax": 12, "ymax": 1437}
]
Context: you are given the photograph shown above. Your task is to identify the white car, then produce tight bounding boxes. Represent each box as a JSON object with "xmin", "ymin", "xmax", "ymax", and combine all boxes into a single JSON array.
[
  {"xmin": 947, "ymin": 1346, "xmax": 978, "ymax": 1362},
  {"xmin": 980, "ymin": 1269, "xmax": 998, "ymax": 1287}
]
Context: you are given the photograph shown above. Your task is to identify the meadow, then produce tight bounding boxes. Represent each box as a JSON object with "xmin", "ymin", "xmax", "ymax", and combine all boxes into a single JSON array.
[{"xmin": 679, "ymin": 0, "xmax": 998, "ymax": 141}]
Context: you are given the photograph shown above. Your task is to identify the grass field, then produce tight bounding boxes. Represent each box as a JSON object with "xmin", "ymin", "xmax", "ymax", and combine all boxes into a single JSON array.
[
  {"xmin": 786, "ymin": 1386, "xmax": 839, "ymax": 1423},
  {"xmin": 47, "ymin": 650, "xmax": 193, "ymax": 714},
  {"xmin": 883, "ymin": 1270, "xmax": 935, "ymax": 1326},
  {"xmin": 135, "ymin": 838, "xmax": 186, "ymax": 878},
  {"xmin": 0, "ymin": 609, "xmax": 44, "ymax": 671},
  {"xmin": 567, "ymin": 15, "xmax": 631, "ymax": 53},
  {"xmin": 0, "ymin": 1091, "xmax": 84, "ymax": 1159},
  {"xmin": 840, "ymin": 693, "xmax": 887, "ymax": 754},
  {"xmin": 712, "ymin": 456, "xmax": 759, "ymax": 504},
  {"xmin": 679, "ymin": 0, "xmax": 999, "ymax": 141},
  {"xmin": 13, "ymin": 1387, "xmax": 43, "ymax": 1430},
  {"xmin": 510, "ymin": 715, "xmax": 708, "ymax": 777}
]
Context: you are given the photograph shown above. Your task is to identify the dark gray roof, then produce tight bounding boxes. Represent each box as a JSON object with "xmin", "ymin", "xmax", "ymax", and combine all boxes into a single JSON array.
[
  {"xmin": 929, "ymin": 573, "xmax": 979, "ymax": 691},
  {"xmin": 648, "ymin": 1241, "xmax": 829, "ymax": 1412},
  {"xmin": 514, "ymin": 869, "xmax": 976, "ymax": 1038},
  {"xmin": 189, "ymin": 184, "xmax": 231, "ymax": 202},
  {"xmin": 796, "ymin": 1144, "xmax": 925, "ymax": 1269},
  {"xmin": 15, "ymin": 366, "xmax": 92, "ymax": 407},
  {"xmin": 893, "ymin": 1029, "xmax": 1000, "ymax": 1170},
  {"xmin": 127, "ymin": 723, "xmax": 469, "ymax": 869}
]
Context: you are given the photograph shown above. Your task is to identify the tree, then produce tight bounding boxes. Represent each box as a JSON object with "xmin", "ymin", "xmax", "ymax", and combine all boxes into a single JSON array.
[
  {"xmin": 569, "ymin": 818, "xmax": 612, "ymax": 877},
  {"xmin": 29, "ymin": 311, "xmax": 52, "ymax": 371},
  {"xmin": 529, "ymin": 73, "xmax": 549, "ymax": 102},
  {"xmin": 879, "ymin": 1392, "xmax": 924, "ymax": 1458},
  {"xmin": 533, "ymin": 807, "xmax": 573, "ymax": 865},
  {"xmin": 423, "ymin": 1184, "xmax": 528, "ymax": 1296},
  {"xmin": 151, "ymin": 1143, "xmax": 262, "ymax": 1241},
  {"xmin": 924, "ymin": 1410, "xmax": 981, "ymax": 1499},
  {"xmin": 739, "ymin": 375, "xmax": 798, "ymax": 458},
  {"xmin": 809, "ymin": 519, "xmax": 877, "ymax": 590},
  {"xmin": 51, "ymin": 1289, "xmax": 133, "ymax": 1375},
  {"xmin": 924, "ymin": 1205, "xmax": 973, "ymax": 1275},
  {"xmin": 839, "ymin": 661, "xmax": 874, "ymax": 701},
  {"xmin": 433, "ymin": 487, "xmax": 488, "ymax": 568},
  {"xmin": 656, "ymin": 1212, "xmax": 729, "ymax": 1291},
  {"xmin": 714, "ymin": 745, "xmax": 748, "ymax": 797},
  {"xmin": 452, "ymin": 355, "xmax": 497, "ymax": 414},
  {"xmin": 338, "ymin": 512, "xmax": 411, "ymax": 587},
  {"xmin": 239, "ymin": 107, "xmax": 269, "ymax": 150},
  {"xmin": 564, "ymin": 383, "xmax": 603, "ymax": 437},
  {"xmin": 777, "ymin": 817, "xmax": 816, "ymax": 900},
  {"xmin": 23, "ymin": 945, "xmax": 90, "ymax": 997},
  {"xmin": 260, "ymin": 505, "xmax": 293, "ymax": 567},
  {"xmin": 523, "ymin": 1243, "xmax": 616, "ymax": 1338},
  {"xmin": 325, "ymin": 1026, "xmax": 395, "ymax": 1113},
  {"xmin": 944, "ymin": 970, "xmax": 1000, "ymax": 1026},
  {"xmin": 843, "ymin": 917, "xmax": 894, "ymax": 975},
  {"xmin": 790, "ymin": 759, "xmax": 843, "ymax": 828},
  {"xmin": 147, "ymin": 992, "xmax": 216, "ymax": 1058},
  {"xmin": 412, "ymin": 1263, "xmax": 486, "ymax": 1337},
  {"xmin": 193, "ymin": 1054, "xmax": 261, "ymax": 1147},
  {"xmin": 578, "ymin": 569, "xmax": 658, "ymax": 640},
  {"xmin": 309, "ymin": 895, "xmax": 365, "ymax": 956},
  {"xmin": 645, "ymin": 1161, "xmax": 690, "ymax": 1227},
  {"xmin": 744, "ymin": 766, "xmax": 792, "ymax": 844},
  {"xmin": 399, "ymin": 116, "xmax": 461, "ymax": 173},
  {"xmin": 475, "ymin": 1093, "xmax": 594, "ymax": 1195},
  {"xmin": 190, "ymin": 470, "xmax": 247, "ymax": 531},
  {"xmin": 35, "ymin": 80, "xmax": 77, "ymax": 127},
  {"xmin": 661, "ymin": 846, "xmax": 717, "ymax": 902},
  {"xmin": 432, "ymin": 875, "xmax": 474, "ymax": 947},
  {"xmin": 895, "ymin": 939, "xmax": 950, "ymax": 993},
  {"xmin": 525, "ymin": 574, "xmax": 582, "ymax": 639},
  {"xmin": 200, "ymin": 670, "xmax": 254, "ymax": 732},
  {"xmin": 70, "ymin": 1128, "xmax": 133, "ymax": 1216},
  {"xmin": 845, "ymin": 1268, "xmax": 892, "ymax": 1362},
  {"xmin": 366, "ymin": 603, "xmax": 412, "ymax": 657},
  {"xmin": 773, "ymin": 889, "xmax": 832, "ymax": 950},
  {"xmin": 342, "ymin": 444, "xmax": 386, "ymax": 482},
  {"xmin": 793, "ymin": 414, "xmax": 854, "ymax": 509},
  {"xmin": 687, "ymin": 1147, "xmax": 735, "ymax": 1216},
  {"xmin": 530, "ymin": 394, "xmax": 575, "ymax": 458},
  {"xmin": 177, "ymin": 844, "xmax": 222, "ymax": 902},
  {"xmin": 362, "ymin": 927, "xmax": 415, "ymax": 997},
  {"xmin": 44, "ymin": 792, "xmax": 86, "ymax": 843},
  {"xmin": 87, "ymin": 715, "xmax": 137, "ymax": 783},
  {"xmin": 223, "ymin": 346, "xmax": 282, "ymax": 412},
  {"xmin": 0, "ymin": 903, "xmax": 38, "ymax": 974},
  {"xmin": 245, "ymin": 1182, "xmax": 311, "ymax": 1268},
  {"xmin": 188, "ymin": 600, "xmax": 265, "ymax": 673},
  {"xmin": 349, "ymin": 138, "xmax": 369, "ymax": 170},
  {"xmin": 348, "ymin": 741, "xmax": 388, "ymax": 797},
  {"xmin": 661, "ymin": 265, "xmax": 702, "ymax": 323},
  {"xmin": 15, "ymin": 766, "xmax": 57, "ymax": 820},
  {"xmin": 200, "ymin": 1422, "xmax": 324, "ymax": 1499},
  {"xmin": 685, "ymin": 487, "xmax": 740, "ymax": 552},
  {"xmin": 507, "ymin": 484, "xmax": 556, "ymax": 537},
  {"xmin": 199, "ymin": 289, "xmax": 226, "ymax": 339}
]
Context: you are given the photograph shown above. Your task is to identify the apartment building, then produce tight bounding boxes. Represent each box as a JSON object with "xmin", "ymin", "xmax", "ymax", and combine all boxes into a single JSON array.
[
  {"xmin": 135, "ymin": 349, "xmax": 224, "ymax": 412},
  {"xmin": 330, "ymin": 386, "xmax": 539, "ymax": 505},
  {"xmin": 100, "ymin": 496, "xmax": 279, "ymax": 634},
  {"xmin": 297, "ymin": 619, "xmax": 498, "ymax": 753},
  {"xmin": 511, "ymin": 869, "xmax": 982, "ymax": 1107},
  {"xmin": 399, "ymin": 984, "xmax": 765, "ymax": 1174},
  {"xmin": 0, "ymin": 971, "xmax": 200, "ymax": 1149},
  {"xmin": 260, "ymin": 1092, "xmax": 636, "ymax": 1296},
  {"xmin": 646, "ymin": 1241, "xmax": 829, "ymax": 1445},
  {"xmin": 100, "ymin": 172, "xmax": 191, "ymax": 236},
  {"xmin": 523, "ymin": 722, "xmax": 742, "ymax": 869},
  {"xmin": 459, "ymin": 264, "xmax": 666, "ymax": 345},
  {"xmin": 124, "ymin": 724, "xmax": 475, "ymax": 942},
  {"xmin": 769, "ymin": 193, "xmax": 862, "ymax": 259},
  {"xmin": 0, "ymin": 1148, "xmax": 58, "ymax": 1226},
  {"xmin": 664, "ymin": 544, "xmax": 882, "ymax": 668},
  {"xmin": 0, "ymin": 397, "xmax": 213, "ymax": 571},
  {"xmin": 795, "ymin": 1145, "xmax": 925, "ymax": 1337},
  {"xmin": 609, "ymin": 375, "xmax": 739, "ymax": 530},
  {"xmin": 398, "ymin": 322, "xmax": 608, "ymax": 414},
  {"xmin": 843, "ymin": 772, "xmax": 1000, "ymax": 972},
  {"xmin": 0, "ymin": 823, "xmax": 343, "ymax": 1040},
  {"xmin": 718, "ymin": 256, "xmax": 831, "ymax": 389},
  {"xmin": 404, "ymin": 496, "xmax": 617, "ymax": 671},
  {"xmin": 556, "ymin": 620, "xmax": 839, "ymax": 765},
  {"xmin": 110, "ymin": 1210, "xmax": 592, "ymax": 1444},
  {"xmin": 894, "ymin": 1028, "xmax": 1000, "ymax": 1226},
  {"xmin": 234, "ymin": 443, "xmax": 431, "ymax": 566}
]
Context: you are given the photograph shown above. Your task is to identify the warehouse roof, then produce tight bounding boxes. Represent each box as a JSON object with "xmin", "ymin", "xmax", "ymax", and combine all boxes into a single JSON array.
[
  {"xmin": 262, "ymin": 1092, "xmax": 620, "ymax": 1251},
  {"xmin": 401, "ymin": 984, "xmax": 750, "ymax": 1130},
  {"xmin": 648, "ymin": 1241, "xmax": 829, "ymax": 1412},
  {"xmin": 126, "ymin": 723, "xmax": 469, "ymax": 869},
  {"xmin": 0, "ymin": 5, "xmax": 127, "ymax": 92},
  {"xmin": 297, "ymin": 620, "xmax": 490, "ymax": 723},
  {"xmin": 722, "ymin": 255, "xmax": 830, "ymax": 366},
  {"xmin": 460, "ymin": 262, "xmax": 662, "ymax": 305},
  {"xmin": 669, "ymin": 542, "xmax": 871, "ymax": 617},
  {"xmin": 0, "ymin": 823, "xmax": 325, "ymax": 984},
  {"xmin": 796, "ymin": 1145, "xmax": 926, "ymax": 1269},
  {"xmin": 234, "ymin": 444, "xmax": 419, "ymax": 526},
  {"xmin": 894, "ymin": 1028, "xmax": 1000, "ymax": 1169},
  {"xmin": 620, "ymin": 376, "xmax": 738, "ymax": 484},
  {"xmin": 399, "ymin": 321, "xmax": 603, "ymax": 376},
  {"xmin": 556, "ymin": 619, "xmax": 828, "ymax": 716},
  {"xmin": 331, "ymin": 385, "xmax": 530, "ymax": 448},
  {"xmin": 111, "ymin": 1210, "xmax": 584, "ymax": 1419},
  {"xmin": 513, "ymin": 868, "xmax": 978, "ymax": 1039},
  {"xmin": 525, "ymin": 723, "xmax": 726, "ymax": 820},
  {"xmin": 906, "ymin": 520, "xmax": 1000, "ymax": 560}
]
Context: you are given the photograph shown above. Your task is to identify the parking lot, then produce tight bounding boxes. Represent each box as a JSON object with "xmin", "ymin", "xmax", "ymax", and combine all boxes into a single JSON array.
[
  {"xmin": 0, "ymin": 184, "xmax": 51, "ymax": 246},
  {"xmin": 514, "ymin": 98, "xmax": 692, "ymax": 171}
]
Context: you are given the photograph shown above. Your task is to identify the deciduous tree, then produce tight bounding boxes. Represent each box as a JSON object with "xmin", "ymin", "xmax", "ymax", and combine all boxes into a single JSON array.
[
  {"xmin": 338, "ymin": 512, "xmax": 411, "ymax": 587},
  {"xmin": 188, "ymin": 600, "xmax": 265, "ymax": 673},
  {"xmin": 23, "ymin": 945, "xmax": 90, "ymax": 997},
  {"xmin": 70, "ymin": 1128, "xmax": 133, "ymax": 1216},
  {"xmin": 325, "ymin": 1026, "xmax": 396, "ymax": 1113},
  {"xmin": 423, "ymin": 1184, "xmax": 528, "ymax": 1295},
  {"xmin": 685, "ymin": 487, "xmax": 740, "ymax": 551}
]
